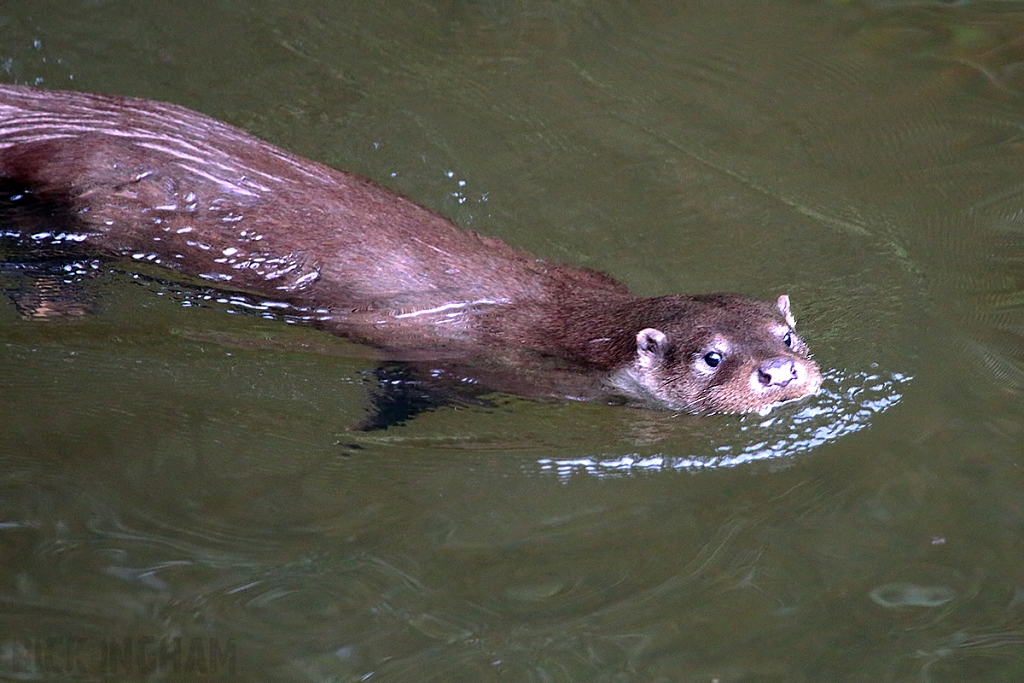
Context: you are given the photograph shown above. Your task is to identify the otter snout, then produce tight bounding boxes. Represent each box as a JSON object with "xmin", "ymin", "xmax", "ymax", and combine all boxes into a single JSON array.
[
  {"xmin": 742, "ymin": 353, "xmax": 822, "ymax": 415},
  {"xmin": 757, "ymin": 358, "xmax": 799, "ymax": 388}
]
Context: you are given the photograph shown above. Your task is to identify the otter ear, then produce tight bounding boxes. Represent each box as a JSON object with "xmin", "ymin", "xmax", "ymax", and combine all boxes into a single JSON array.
[
  {"xmin": 636, "ymin": 328, "xmax": 667, "ymax": 368},
  {"xmin": 777, "ymin": 294, "xmax": 797, "ymax": 328}
]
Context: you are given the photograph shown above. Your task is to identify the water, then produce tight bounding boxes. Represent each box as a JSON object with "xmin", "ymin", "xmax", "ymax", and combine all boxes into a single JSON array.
[{"xmin": 2, "ymin": 1, "xmax": 1024, "ymax": 681}]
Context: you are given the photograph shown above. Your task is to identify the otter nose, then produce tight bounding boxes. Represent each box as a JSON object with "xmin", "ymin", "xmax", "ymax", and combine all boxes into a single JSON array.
[{"xmin": 758, "ymin": 358, "xmax": 798, "ymax": 387}]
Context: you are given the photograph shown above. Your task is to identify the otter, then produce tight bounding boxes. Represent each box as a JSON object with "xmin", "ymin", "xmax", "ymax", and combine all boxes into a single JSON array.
[{"xmin": 0, "ymin": 84, "xmax": 821, "ymax": 419}]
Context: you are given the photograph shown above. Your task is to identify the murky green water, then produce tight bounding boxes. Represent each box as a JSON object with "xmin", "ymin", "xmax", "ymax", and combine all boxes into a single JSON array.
[{"xmin": 2, "ymin": 1, "xmax": 1024, "ymax": 681}]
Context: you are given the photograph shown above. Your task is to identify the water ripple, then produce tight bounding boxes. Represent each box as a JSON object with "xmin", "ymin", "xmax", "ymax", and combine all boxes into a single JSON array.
[{"xmin": 537, "ymin": 368, "xmax": 911, "ymax": 477}]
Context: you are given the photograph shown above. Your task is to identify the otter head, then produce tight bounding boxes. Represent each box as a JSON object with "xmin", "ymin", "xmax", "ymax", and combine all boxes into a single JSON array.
[{"xmin": 610, "ymin": 294, "xmax": 822, "ymax": 415}]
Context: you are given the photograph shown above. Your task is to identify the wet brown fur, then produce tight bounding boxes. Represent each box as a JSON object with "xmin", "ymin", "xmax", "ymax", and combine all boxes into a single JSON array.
[{"xmin": 0, "ymin": 85, "xmax": 822, "ymax": 413}]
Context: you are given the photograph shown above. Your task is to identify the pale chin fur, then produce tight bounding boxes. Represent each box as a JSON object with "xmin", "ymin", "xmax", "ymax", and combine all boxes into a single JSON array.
[
  {"xmin": 604, "ymin": 366, "xmax": 681, "ymax": 411},
  {"xmin": 606, "ymin": 365, "xmax": 821, "ymax": 416}
]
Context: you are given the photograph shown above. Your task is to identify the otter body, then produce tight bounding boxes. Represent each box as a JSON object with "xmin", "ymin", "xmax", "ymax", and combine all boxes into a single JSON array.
[{"xmin": 0, "ymin": 85, "xmax": 821, "ymax": 414}]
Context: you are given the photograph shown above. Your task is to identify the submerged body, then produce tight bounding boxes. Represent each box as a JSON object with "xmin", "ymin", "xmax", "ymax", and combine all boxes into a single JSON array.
[{"xmin": 0, "ymin": 85, "xmax": 821, "ymax": 414}]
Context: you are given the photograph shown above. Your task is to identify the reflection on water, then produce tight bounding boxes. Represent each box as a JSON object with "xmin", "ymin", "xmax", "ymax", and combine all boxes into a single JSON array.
[
  {"xmin": 869, "ymin": 582, "xmax": 957, "ymax": 608},
  {"xmin": 3, "ymin": 0, "xmax": 1024, "ymax": 682},
  {"xmin": 539, "ymin": 369, "xmax": 912, "ymax": 475}
]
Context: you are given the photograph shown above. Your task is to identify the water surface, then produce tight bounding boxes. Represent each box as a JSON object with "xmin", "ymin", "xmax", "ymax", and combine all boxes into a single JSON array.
[{"xmin": 2, "ymin": 1, "xmax": 1024, "ymax": 681}]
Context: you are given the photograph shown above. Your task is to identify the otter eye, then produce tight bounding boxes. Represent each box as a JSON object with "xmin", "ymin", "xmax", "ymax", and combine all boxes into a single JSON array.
[
  {"xmin": 703, "ymin": 351, "xmax": 723, "ymax": 368},
  {"xmin": 783, "ymin": 331, "xmax": 793, "ymax": 348}
]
